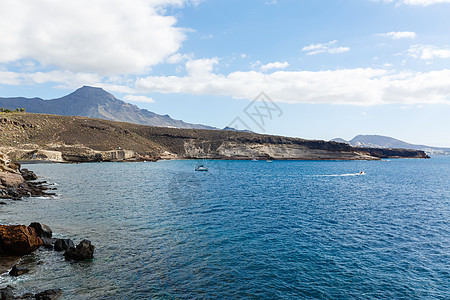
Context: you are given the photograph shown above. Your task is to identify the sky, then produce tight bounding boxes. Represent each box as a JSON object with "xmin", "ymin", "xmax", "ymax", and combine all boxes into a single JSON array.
[{"xmin": 1, "ymin": 0, "xmax": 450, "ymax": 146}]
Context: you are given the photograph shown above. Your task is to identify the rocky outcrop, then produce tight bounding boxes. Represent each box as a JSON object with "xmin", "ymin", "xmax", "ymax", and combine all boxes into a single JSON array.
[
  {"xmin": 0, "ymin": 152, "xmax": 55, "ymax": 200},
  {"xmin": 29, "ymin": 223, "xmax": 52, "ymax": 239},
  {"xmin": 54, "ymin": 239, "xmax": 74, "ymax": 252},
  {"xmin": 184, "ymin": 141, "xmax": 379, "ymax": 161},
  {"xmin": 64, "ymin": 240, "xmax": 95, "ymax": 261},
  {"xmin": 354, "ymin": 147, "xmax": 430, "ymax": 159},
  {"xmin": 0, "ymin": 286, "xmax": 62, "ymax": 300},
  {"xmin": 8, "ymin": 265, "xmax": 30, "ymax": 277},
  {"xmin": 0, "ymin": 225, "xmax": 43, "ymax": 255}
]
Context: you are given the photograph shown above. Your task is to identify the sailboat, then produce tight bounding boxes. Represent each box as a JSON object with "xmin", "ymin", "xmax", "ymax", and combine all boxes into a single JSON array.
[{"xmin": 195, "ymin": 142, "xmax": 208, "ymax": 171}]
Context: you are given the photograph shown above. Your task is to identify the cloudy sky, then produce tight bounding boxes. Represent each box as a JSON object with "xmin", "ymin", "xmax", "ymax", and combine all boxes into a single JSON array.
[{"xmin": 1, "ymin": 0, "xmax": 450, "ymax": 146}]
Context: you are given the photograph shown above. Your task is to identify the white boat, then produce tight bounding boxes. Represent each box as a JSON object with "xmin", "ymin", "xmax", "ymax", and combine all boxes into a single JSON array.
[
  {"xmin": 196, "ymin": 142, "xmax": 208, "ymax": 171},
  {"xmin": 266, "ymin": 160, "xmax": 273, "ymax": 163},
  {"xmin": 195, "ymin": 164, "xmax": 208, "ymax": 172}
]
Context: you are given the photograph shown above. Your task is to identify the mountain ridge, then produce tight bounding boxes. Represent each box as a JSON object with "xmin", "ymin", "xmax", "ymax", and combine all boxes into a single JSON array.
[
  {"xmin": 332, "ymin": 135, "xmax": 450, "ymax": 155},
  {"xmin": 0, "ymin": 86, "xmax": 216, "ymax": 130}
]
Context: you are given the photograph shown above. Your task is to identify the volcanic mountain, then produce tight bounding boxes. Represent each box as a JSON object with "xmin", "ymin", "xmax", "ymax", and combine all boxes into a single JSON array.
[{"xmin": 0, "ymin": 86, "xmax": 216, "ymax": 130}]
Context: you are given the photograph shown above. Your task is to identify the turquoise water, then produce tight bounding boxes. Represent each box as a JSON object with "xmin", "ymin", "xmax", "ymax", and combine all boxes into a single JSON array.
[{"xmin": 1, "ymin": 158, "xmax": 449, "ymax": 299}]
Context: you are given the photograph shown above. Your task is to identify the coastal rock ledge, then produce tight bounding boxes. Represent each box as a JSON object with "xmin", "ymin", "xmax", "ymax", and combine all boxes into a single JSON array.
[{"xmin": 0, "ymin": 225, "xmax": 43, "ymax": 255}]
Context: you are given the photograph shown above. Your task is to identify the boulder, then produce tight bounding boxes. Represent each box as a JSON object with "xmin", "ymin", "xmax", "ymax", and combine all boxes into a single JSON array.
[
  {"xmin": 41, "ymin": 237, "xmax": 57, "ymax": 249},
  {"xmin": 54, "ymin": 239, "xmax": 74, "ymax": 252},
  {"xmin": 0, "ymin": 225, "xmax": 43, "ymax": 255},
  {"xmin": 20, "ymin": 169, "xmax": 37, "ymax": 181},
  {"xmin": 9, "ymin": 265, "xmax": 30, "ymax": 277},
  {"xmin": 35, "ymin": 289, "xmax": 62, "ymax": 300},
  {"xmin": 0, "ymin": 286, "xmax": 62, "ymax": 300},
  {"xmin": 64, "ymin": 240, "xmax": 95, "ymax": 261},
  {"xmin": 0, "ymin": 286, "xmax": 15, "ymax": 300},
  {"xmin": 29, "ymin": 223, "xmax": 52, "ymax": 238}
]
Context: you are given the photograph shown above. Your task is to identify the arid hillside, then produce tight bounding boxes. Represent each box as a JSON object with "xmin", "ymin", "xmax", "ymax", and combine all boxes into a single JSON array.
[{"xmin": 0, "ymin": 113, "xmax": 428, "ymax": 162}]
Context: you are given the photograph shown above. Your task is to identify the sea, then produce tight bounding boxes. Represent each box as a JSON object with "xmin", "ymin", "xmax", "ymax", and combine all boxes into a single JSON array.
[{"xmin": 1, "ymin": 157, "xmax": 449, "ymax": 299}]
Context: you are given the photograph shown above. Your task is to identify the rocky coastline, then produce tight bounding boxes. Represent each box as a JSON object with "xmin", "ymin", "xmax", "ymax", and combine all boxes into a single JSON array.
[{"xmin": 0, "ymin": 152, "xmax": 95, "ymax": 299}]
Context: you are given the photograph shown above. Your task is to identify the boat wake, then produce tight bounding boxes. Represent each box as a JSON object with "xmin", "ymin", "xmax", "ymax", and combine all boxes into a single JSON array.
[{"xmin": 311, "ymin": 172, "xmax": 366, "ymax": 177}]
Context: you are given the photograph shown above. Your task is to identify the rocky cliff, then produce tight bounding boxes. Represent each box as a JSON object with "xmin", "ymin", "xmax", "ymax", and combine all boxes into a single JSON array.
[{"xmin": 0, "ymin": 113, "xmax": 429, "ymax": 162}]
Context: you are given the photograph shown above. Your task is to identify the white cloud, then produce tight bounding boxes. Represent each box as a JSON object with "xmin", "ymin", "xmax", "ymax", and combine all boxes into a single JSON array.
[
  {"xmin": 408, "ymin": 45, "xmax": 450, "ymax": 59},
  {"xmin": 166, "ymin": 53, "xmax": 194, "ymax": 64},
  {"xmin": 185, "ymin": 58, "xmax": 219, "ymax": 77},
  {"xmin": 0, "ymin": 69, "xmax": 135, "ymax": 94},
  {"xmin": 0, "ymin": 0, "xmax": 197, "ymax": 75},
  {"xmin": 200, "ymin": 34, "xmax": 214, "ymax": 39},
  {"xmin": 328, "ymin": 47, "xmax": 350, "ymax": 54},
  {"xmin": 123, "ymin": 95, "xmax": 155, "ymax": 103},
  {"xmin": 375, "ymin": 0, "xmax": 450, "ymax": 5},
  {"xmin": 401, "ymin": 0, "xmax": 450, "ymax": 5},
  {"xmin": 302, "ymin": 40, "xmax": 350, "ymax": 55},
  {"xmin": 260, "ymin": 62, "xmax": 289, "ymax": 72},
  {"xmin": 377, "ymin": 31, "xmax": 417, "ymax": 39},
  {"xmin": 135, "ymin": 59, "xmax": 450, "ymax": 105}
]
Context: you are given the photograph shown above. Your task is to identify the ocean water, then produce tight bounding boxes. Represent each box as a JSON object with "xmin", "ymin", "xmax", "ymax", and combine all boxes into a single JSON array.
[{"xmin": 1, "ymin": 157, "xmax": 449, "ymax": 299}]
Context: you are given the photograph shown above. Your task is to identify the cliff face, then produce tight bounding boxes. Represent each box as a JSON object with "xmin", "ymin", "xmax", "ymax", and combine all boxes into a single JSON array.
[{"xmin": 0, "ymin": 113, "xmax": 428, "ymax": 162}]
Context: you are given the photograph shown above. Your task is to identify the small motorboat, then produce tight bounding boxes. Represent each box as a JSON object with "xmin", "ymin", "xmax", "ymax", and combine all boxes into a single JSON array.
[
  {"xmin": 359, "ymin": 171, "xmax": 365, "ymax": 175},
  {"xmin": 266, "ymin": 160, "xmax": 273, "ymax": 163}
]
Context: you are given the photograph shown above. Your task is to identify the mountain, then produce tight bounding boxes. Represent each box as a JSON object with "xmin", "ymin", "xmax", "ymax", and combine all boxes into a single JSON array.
[
  {"xmin": 332, "ymin": 135, "xmax": 450, "ymax": 155},
  {"xmin": 0, "ymin": 86, "xmax": 216, "ymax": 130}
]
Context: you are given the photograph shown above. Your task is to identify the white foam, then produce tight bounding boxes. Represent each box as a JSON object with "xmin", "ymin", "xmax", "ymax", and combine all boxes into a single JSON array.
[{"xmin": 311, "ymin": 172, "xmax": 366, "ymax": 177}]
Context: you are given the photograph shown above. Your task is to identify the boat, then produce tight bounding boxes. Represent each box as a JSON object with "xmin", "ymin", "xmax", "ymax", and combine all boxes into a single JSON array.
[
  {"xmin": 359, "ymin": 171, "xmax": 365, "ymax": 175},
  {"xmin": 266, "ymin": 160, "xmax": 273, "ymax": 163},
  {"xmin": 195, "ymin": 142, "xmax": 208, "ymax": 171},
  {"xmin": 195, "ymin": 164, "xmax": 208, "ymax": 172}
]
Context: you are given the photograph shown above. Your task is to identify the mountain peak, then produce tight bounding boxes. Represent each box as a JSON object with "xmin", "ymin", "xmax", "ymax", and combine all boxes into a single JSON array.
[
  {"xmin": 67, "ymin": 86, "xmax": 116, "ymax": 103},
  {"xmin": 0, "ymin": 87, "xmax": 217, "ymax": 130}
]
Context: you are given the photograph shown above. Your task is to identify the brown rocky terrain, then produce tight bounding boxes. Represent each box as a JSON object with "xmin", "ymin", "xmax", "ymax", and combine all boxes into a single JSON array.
[{"xmin": 0, "ymin": 112, "xmax": 429, "ymax": 162}]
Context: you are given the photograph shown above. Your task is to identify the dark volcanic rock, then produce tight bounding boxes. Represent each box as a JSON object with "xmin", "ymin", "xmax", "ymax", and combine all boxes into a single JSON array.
[
  {"xmin": 8, "ymin": 265, "xmax": 30, "ymax": 276},
  {"xmin": 0, "ymin": 225, "xmax": 43, "ymax": 255},
  {"xmin": 64, "ymin": 239, "xmax": 95, "ymax": 261},
  {"xmin": 0, "ymin": 286, "xmax": 15, "ymax": 300},
  {"xmin": 54, "ymin": 239, "xmax": 74, "ymax": 252},
  {"xmin": 41, "ymin": 237, "xmax": 57, "ymax": 249},
  {"xmin": 0, "ymin": 286, "xmax": 62, "ymax": 300},
  {"xmin": 354, "ymin": 147, "xmax": 430, "ymax": 159},
  {"xmin": 35, "ymin": 289, "xmax": 62, "ymax": 300},
  {"xmin": 29, "ymin": 223, "xmax": 52, "ymax": 238},
  {"xmin": 20, "ymin": 169, "xmax": 37, "ymax": 181}
]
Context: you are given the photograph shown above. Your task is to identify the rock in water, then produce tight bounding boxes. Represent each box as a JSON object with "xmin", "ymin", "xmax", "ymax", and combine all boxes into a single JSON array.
[
  {"xmin": 35, "ymin": 289, "xmax": 63, "ymax": 300},
  {"xmin": 41, "ymin": 237, "xmax": 57, "ymax": 249},
  {"xmin": 64, "ymin": 240, "xmax": 95, "ymax": 261},
  {"xmin": 9, "ymin": 265, "xmax": 30, "ymax": 276},
  {"xmin": 0, "ymin": 285, "xmax": 15, "ymax": 300},
  {"xmin": 29, "ymin": 222, "xmax": 53, "ymax": 238},
  {"xmin": 54, "ymin": 239, "xmax": 74, "ymax": 252},
  {"xmin": 0, "ymin": 225, "xmax": 43, "ymax": 255},
  {"xmin": 0, "ymin": 286, "xmax": 62, "ymax": 300}
]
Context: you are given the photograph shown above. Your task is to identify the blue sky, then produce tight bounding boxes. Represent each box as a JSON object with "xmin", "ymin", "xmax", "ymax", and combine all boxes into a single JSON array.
[{"xmin": 1, "ymin": 0, "xmax": 450, "ymax": 146}]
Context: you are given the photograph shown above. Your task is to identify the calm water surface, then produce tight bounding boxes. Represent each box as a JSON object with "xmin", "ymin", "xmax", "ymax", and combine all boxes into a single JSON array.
[{"xmin": 1, "ymin": 158, "xmax": 449, "ymax": 299}]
